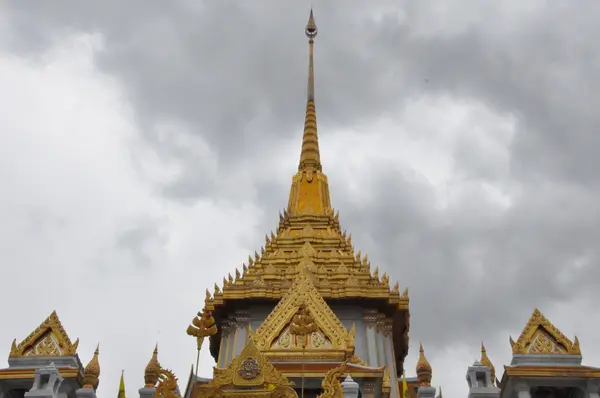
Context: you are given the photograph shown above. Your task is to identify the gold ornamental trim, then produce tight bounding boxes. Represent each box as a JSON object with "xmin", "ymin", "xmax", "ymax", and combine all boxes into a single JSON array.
[
  {"xmin": 9, "ymin": 311, "xmax": 79, "ymax": 358},
  {"xmin": 504, "ymin": 365, "xmax": 600, "ymax": 378},
  {"xmin": 0, "ymin": 367, "xmax": 81, "ymax": 381},
  {"xmin": 196, "ymin": 338, "xmax": 296, "ymax": 398},
  {"xmin": 253, "ymin": 257, "xmax": 354, "ymax": 355},
  {"xmin": 510, "ymin": 308, "xmax": 581, "ymax": 355}
]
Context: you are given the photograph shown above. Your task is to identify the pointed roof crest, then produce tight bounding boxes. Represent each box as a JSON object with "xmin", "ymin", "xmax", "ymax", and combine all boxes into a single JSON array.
[
  {"xmin": 510, "ymin": 308, "xmax": 581, "ymax": 355},
  {"xmin": 9, "ymin": 310, "xmax": 79, "ymax": 358}
]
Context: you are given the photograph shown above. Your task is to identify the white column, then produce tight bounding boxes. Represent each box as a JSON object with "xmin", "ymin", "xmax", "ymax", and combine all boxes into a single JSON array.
[
  {"xmin": 363, "ymin": 310, "xmax": 378, "ymax": 367},
  {"xmin": 217, "ymin": 320, "xmax": 231, "ymax": 368},
  {"xmin": 382, "ymin": 320, "xmax": 400, "ymax": 398},
  {"xmin": 227, "ymin": 316, "xmax": 238, "ymax": 364}
]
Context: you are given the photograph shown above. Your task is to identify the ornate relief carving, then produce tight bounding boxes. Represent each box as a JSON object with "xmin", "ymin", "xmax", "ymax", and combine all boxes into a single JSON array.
[
  {"xmin": 196, "ymin": 338, "xmax": 296, "ymax": 398},
  {"xmin": 155, "ymin": 368, "xmax": 180, "ymax": 398},
  {"xmin": 272, "ymin": 326, "xmax": 331, "ymax": 350},
  {"xmin": 528, "ymin": 332, "xmax": 566, "ymax": 354},
  {"xmin": 238, "ymin": 357, "xmax": 261, "ymax": 380},
  {"xmin": 253, "ymin": 258, "xmax": 354, "ymax": 355},
  {"xmin": 363, "ymin": 309, "xmax": 378, "ymax": 327},
  {"xmin": 510, "ymin": 308, "xmax": 581, "ymax": 355},
  {"xmin": 10, "ymin": 311, "xmax": 78, "ymax": 358},
  {"xmin": 316, "ymin": 361, "xmax": 348, "ymax": 398},
  {"xmin": 186, "ymin": 309, "xmax": 218, "ymax": 351}
]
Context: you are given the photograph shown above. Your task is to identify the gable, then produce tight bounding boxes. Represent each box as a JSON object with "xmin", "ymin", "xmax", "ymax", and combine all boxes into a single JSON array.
[
  {"xmin": 510, "ymin": 308, "xmax": 580, "ymax": 355},
  {"xmin": 9, "ymin": 311, "xmax": 79, "ymax": 357},
  {"xmin": 196, "ymin": 338, "xmax": 296, "ymax": 398},
  {"xmin": 253, "ymin": 253, "xmax": 354, "ymax": 355}
]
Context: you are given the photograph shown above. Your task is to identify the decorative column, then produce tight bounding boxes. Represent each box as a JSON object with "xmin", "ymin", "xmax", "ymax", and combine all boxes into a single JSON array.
[
  {"xmin": 218, "ymin": 320, "xmax": 232, "ymax": 368},
  {"xmin": 381, "ymin": 319, "xmax": 399, "ymax": 398},
  {"xmin": 227, "ymin": 316, "xmax": 239, "ymax": 364},
  {"xmin": 376, "ymin": 313, "xmax": 386, "ymax": 367},
  {"xmin": 363, "ymin": 309, "xmax": 379, "ymax": 367},
  {"xmin": 233, "ymin": 310, "xmax": 250, "ymax": 357}
]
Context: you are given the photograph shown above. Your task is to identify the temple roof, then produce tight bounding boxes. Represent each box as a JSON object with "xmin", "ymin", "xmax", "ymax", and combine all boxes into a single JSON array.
[
  {"xmin": 201, "ymin": 9, "xmax": 407, "ymax": 313},
  {"xmin": 509, "ymin": 308, "xmax": 581, "ymax": 355},
  {"xmin": 195, "ymin": 8, "xmax": 410, "ymax": 377},
  {"xmin": 9, "ymin": 310, "xmax": 79, "ymax": 358}
]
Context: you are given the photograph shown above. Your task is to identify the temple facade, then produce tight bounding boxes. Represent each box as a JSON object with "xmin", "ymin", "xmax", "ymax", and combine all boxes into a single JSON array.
[{"xmin": 1, "ymin": 10, "xmax": 600, "ymax": 398}]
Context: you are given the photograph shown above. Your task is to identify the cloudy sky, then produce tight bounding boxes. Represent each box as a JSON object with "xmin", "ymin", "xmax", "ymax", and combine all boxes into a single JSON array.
[{"xmin": 1, "ymin": 1, "xmax": 600, "ymax": 397}]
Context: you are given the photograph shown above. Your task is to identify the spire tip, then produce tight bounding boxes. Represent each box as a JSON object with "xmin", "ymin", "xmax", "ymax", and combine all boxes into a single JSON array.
[{"xmin": 305, "ymin": 8, "xmax": 317, "ymax": 39}]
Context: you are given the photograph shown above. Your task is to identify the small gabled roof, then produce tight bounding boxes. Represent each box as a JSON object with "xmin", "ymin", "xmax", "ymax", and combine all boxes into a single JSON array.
[{"xmin": 10, "ymin": 311, "xmax": 79, "ymax": 357}]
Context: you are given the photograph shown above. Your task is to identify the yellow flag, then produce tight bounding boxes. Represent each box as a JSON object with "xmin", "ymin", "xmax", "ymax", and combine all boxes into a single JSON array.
[
  {"xmin": 402, "ymin": 371, "xmax": 409, "ymax": 398},
  {"xmin": 118, "ymin": 370, "xmax": 126, "ymax": 398}
]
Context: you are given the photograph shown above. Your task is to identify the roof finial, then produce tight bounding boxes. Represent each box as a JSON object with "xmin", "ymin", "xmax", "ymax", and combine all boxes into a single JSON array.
[
  {"xmin": 416, "ymin": 342, "xmax": 432, "ymax": 387},
  {"xmin": 480, "ymin": 342, "xmax": 496, "ymax": 385},
  {"xmin": 305, "ymin": 8, "xmax": 317, "ymax": 101},
  {"xmin": 82, "ymin": 343, "xmax": 101, "ymax": 389},
  {"xmin": 299, "ymin": 8, "xmax": 321, "ymax": 172},
  {"xmin": 144, "ymin": 343, "xmax": 160, "ymax": 388}
]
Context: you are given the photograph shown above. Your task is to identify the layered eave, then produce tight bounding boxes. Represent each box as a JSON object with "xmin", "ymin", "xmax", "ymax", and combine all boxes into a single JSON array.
[
  {"xmin": 204, "ymin": 211, "xmax": 408, "ymax": 311},
  {"xmin": 203, "ymin": 212, "xmax": 410, "ymax": 372}
]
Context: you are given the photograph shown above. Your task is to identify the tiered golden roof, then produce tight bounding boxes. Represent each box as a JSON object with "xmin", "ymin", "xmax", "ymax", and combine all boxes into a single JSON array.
[
  {"xmin": 9, "ymin": 311, "xmax": 79, "ymax": 357},
  {"xmin": 509, "ymin": 308, "xmax": 581, "ymax": 355},
  {"xmin": 198, "ymin": 8, "xmax": 410, "ymax": 373},
  {"xmin": 82, "ymin": 344, "xmax": 100, "ymax": 389}
]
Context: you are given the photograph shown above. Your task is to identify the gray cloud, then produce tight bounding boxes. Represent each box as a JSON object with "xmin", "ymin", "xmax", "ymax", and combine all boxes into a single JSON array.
[{"xmin": 2, "ymin": 1, "xmax": 600, "ymax": 397}]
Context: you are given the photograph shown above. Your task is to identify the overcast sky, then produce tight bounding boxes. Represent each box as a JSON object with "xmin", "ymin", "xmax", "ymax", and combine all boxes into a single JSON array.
[{"xmin": 1, "ymin": 1, "xmax": 600, "ymax": 397}]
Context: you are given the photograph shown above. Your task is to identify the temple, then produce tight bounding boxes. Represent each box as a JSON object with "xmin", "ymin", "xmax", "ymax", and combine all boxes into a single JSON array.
[{"xmin": 1, "ymin": 9, "xmax": 600, "ymax": 398}]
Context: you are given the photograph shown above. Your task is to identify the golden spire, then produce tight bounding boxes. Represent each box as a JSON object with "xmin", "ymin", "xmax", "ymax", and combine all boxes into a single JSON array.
[
  {"xmin": 144, "ymin": 343, "xmax": 161, "ymax": 388},
  {"xmin": 480, "ymin": 342, "xmax": 496, "ymax": 385},
  {"xmin": 416, "ymin": 343, "xmax": 432, "ymax": 387},
  {"xmin": 300, "ymin": 8, "xmax": 320, "ymax": 171},
  {"xmin": 83, "ymin": 343, "xmax": 101, "ymax": 389},
  {"xmin": 118, "ymin": 370, "xmax": 126, "ymax": 398},
  {"xmin": 287, "ymin": 9, "xmax": 332, "ymax": 216}
]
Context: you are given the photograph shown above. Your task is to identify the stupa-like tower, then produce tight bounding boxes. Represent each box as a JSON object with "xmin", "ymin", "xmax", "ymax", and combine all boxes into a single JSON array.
[{"xmin": 187, "ymin": 9, "xmax": 410, "ymax": 398}]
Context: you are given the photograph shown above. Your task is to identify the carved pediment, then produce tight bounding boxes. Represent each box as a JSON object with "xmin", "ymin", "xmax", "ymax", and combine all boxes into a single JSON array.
[
  {"xmin": 10, "ymin": 311, "xmax": 79, "ymax": 358},
  {"xmin": 196, "ymin": 338, "xmax": 297, "ymax": 398},
  {"xmin": 253, "ymin": 255, "xmax": 354, "ymax": 355},
  {"xmin": 510, "ymin": 308, "xmax": 581, "ymax": 355}
]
